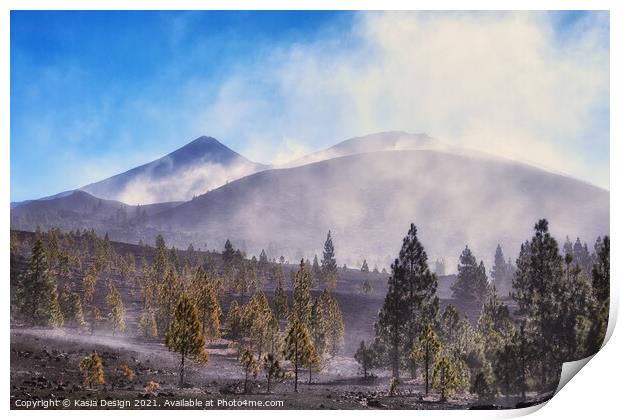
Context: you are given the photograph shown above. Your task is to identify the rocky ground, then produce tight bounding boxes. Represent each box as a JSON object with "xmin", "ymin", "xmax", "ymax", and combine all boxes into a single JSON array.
[{"xmin": 11, "ymin": 327, "xmax": 486, "ymax": 410}]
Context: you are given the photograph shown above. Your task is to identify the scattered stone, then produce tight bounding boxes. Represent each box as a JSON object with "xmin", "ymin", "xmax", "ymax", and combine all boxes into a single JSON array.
[{"xmin": 367, "ymin": 399, "xmax": 386, "ymax": 408}]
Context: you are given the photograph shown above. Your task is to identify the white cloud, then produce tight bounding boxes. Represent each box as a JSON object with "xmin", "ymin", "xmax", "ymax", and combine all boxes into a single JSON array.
[{"xmin": 193, "ymin": 11, "xmax": 609, "ymax": 188}]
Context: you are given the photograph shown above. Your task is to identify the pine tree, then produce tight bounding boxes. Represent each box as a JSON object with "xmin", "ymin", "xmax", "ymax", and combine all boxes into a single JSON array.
[
  {"xmin": 512, "ymin": 219, "xmax": 565, "ymax": 390},
  {"xmin": 263, "ymin": 353, "xmax": 284, "ymax": 392},
  {"xmin": 89, "ymin": 306, "xmax": 103, "ymax": 334},
  {"xmin": 582, "ymin": 235, "xmax": 610, "ymax": 355},
  {"xmin": 306, "ymin": 341, "xmax": 321, "ymax": 384},
  {"xmin": 60, "ymin": 283, "xmax": 86, "ymax": 327},
  {"xmin": 490, "ymin": 245, "xmax": 511, "ymax": 297},
  {"xmin": 106, "ymin": 283, "xmax": 126, "ymax": 334},
  {"xmin": 451, "ymin": 246, "xmax": 489, "ymax": 303},
  {"xmin": 432, "ymin": 355, "xmax": 459, "ymax": 402},
  {"xmin": 440, "ymin": 304, "xmax": 460, "ymax": 343},
  {"xmin": 82, "ymin": 265, "xmax": 98, "ymax": 308},
  {"xmin": 290, "ymin": 259, "xmax": 313, "ymax": 326},
  {"xmin": 154, "ymin": 234, "xmax": 168, "ymax": 279},
  {"xmin": 354, "ymin": 340, "xmax": 375, "ymax": 379},
  {"xmin": 138, "ymin": 308, "xmax": 158, "ymax": 338},
  {"xmin": 257, "ymin": 249, "xmax": 270, "ymax": 282},
  {"xmin": 189, "ymin": 267, "xmax": 222, "ymax": 341},
  {"xmin": 361, "ymin": 260, "xmax": 369, "ymax": 273},
  {"xmin": 266, "ymin": 313, "xmax": 282, "ymax": 356},
  {"xmin": 79, "ymin": 351, "xmax": 106, "ymax": 388},
  {"xmin": 225, "ymin": 300, "xmax": 244, "ymax": 351},
  {"xmin": 243, "ymin": 291, "xmax": 273, "ymax": 358},
  {"xmin": 312, "ymin": 254, "xmax": 321, "ymax": 282},
  {"xmin": 273, "ymin": 276, "xmax": 289, "ymax": 324},
  {"xmin": 240, "ymin": 348, "xmax": 259, "ymax": 393},
  {"xmin": 375, "ymin": 258, "xmax": 407, "ymax": 379},
  {"xmin": 284, "ymin": 320, "xmax": 315, "ymax": 392},
  {"xmin": 477, "ymin": 286, "xmax": 514, "ymax": 361},
  {"xmin": 471, "ymin": 372, "xmax": 495, "ymax": 404},
  {"xmin": 222, "ymin": 239, "xmax": 236, "ymax": 269},
  {"xmin": 321, "ymin": 231, "xmax": 338, "ymax": 289},
  {"xmin": 397, "ymin": 224, "xmax": 439, "ymax": 378},
  {"xmin": 15, "ymin": 239, "xmax": 64, "ymax": 327},
  {"xmin": 319, "ymin": 289, "xmax": 345, "ymax": 356},
  {"xmin": 592, "ymin": 236, "xmax": 610, "ymax": 304},
  {"xmin": 165, "ymin": 293, "xmax": 208, "ymax": 386},
  {"xmin": 309, "ymin": 298, "xmax": 327, "ymax": 356},
  {"xmin": 494, "ymin": 322, "xmax": 531, "ymax": 399},
  {"xmin": 414, "ymin": 324, "xmax": 441, "ymax": 394},
  {"xmin": 157, "ymin": 269, "xmax": 181, "ymax": 336}
]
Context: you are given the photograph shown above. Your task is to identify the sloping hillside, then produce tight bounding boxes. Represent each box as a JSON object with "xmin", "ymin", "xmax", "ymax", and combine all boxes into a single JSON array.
[{"xmin": 149, "ymin": 149, "xmax": 609, "ymax": 269}]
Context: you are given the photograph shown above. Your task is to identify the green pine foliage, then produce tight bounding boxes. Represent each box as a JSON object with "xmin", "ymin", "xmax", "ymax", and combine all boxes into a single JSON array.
[
  {"xmin": 318, "ymin": 289, "xmax": 345, "ymax": 356},
  {"xmin": 375, "ymin": 224, "xmax": 439, "ymax": 379},
  {"xmin": 263, "ymin": 353, "xmax": 284, "ymax": 392},
  {"xmin": 189, "ymin": 267, "xmax": 222, "ymax": 341},
  {"xmin": 138, "ymin": 308, "xmax": 158, "ymax": 338},
  {"xmin": 165, "ymin": 293, "xmax": 208, "ymax": 386},
  {"xmin": 354, "ymin": 340, "xmax": 376, "ymax": 379},
  {"xmin": 432, "ymin": 355, "xmax": 460, "ymax": 402},
  {"xmin": 60, "ymin": 283, "xmax": 86, "ymax": 327},
  {"xmin": 15, "ymin": 239, "xmax": 64, "ymax": 327},
  {"xmin": 451, "ymin": 246, "xmax": 489, "ymax": 303},
  {"xmin": 290, "ymin": 259, "xmax": 313, "ymax": 326},
  {"xmin": 225, "ymin": 300, "xmax": 244, "ymax": 350},
  {"xmin": 240, "ymin": 348, "xmax": 259, "ymax": 393},
  {"xmin": 272, "ymin": 276, "xmax": 289, "ymax": 324},
  {"xmin": 413, "ymin": 323, "xmax": 442, "ymax": 394},
  {"xmin": 106, "ymin": 283, "xmax": 126, "ymax": 335},
  {"xmin": 512, "ymin": 219, "xmax": 569, "ymax": 390},
  {"xmin": 490, "ymin": 245, "xmax": 513, "ymax": 297},
  {"xmin": 321, "ymin": 231, "xmax": 338, "ymax": 289},
  {"xmin": 79, "ymin": 351, "xmax": 106, "ymax": 388},
  {"xmin": 284, "ymin": 320, "xmax": 315, "ymax": 392}
]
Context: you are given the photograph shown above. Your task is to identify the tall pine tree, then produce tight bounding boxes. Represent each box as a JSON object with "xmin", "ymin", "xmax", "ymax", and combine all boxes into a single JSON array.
[
  {"xmin": 375, "ymin": 224, "xmax": 438, "ymax": 379},
  {"xmin": 321, "ymin": 231, "xmax": 338, "ymax": 289},
  {"xmin": 165, "ymin": 293, "xmax": 208, "ymax": 386},
  {"xmin": 451, "ymin": 246, "xmax": 489, "ymax": 303},
  {"xmin": 15, "ymin": 239, "xmax": 64, "ymax": 327}
]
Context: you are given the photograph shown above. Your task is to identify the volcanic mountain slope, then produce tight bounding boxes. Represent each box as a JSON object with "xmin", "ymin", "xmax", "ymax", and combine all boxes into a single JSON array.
[
  {"xmin": 149, "ymin": 149, "xmax": 609, "ymax": 269},
  {"xmin": 283, "ymin": 131, "xmax": 447, "ymax": 167},
  {"xmin": 78, "ymin": 136, "xmax": 269, "ymax": 204},
  {"xmin": 10, "ymin": 190, "xmax": 181, "ymax": 232}
]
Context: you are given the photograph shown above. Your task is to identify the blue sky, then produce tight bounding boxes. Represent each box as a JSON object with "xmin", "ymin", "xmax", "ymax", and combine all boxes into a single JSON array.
[{"xmin": 10, "ymin": 10, "xmax": 609, "ymax": 202}]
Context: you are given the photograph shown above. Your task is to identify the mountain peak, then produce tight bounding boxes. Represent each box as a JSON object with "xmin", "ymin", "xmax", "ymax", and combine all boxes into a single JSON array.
[
  {"xmin": 163, "ymin": 135, "xmax": 245, "ymax": 167},
  {"xmin": 188, "ymin": 135, "xmax": 222, "ymax": 146},
  {"xmin": 77, "ymin": 135, "xmax": 268, "ymax": 204}
]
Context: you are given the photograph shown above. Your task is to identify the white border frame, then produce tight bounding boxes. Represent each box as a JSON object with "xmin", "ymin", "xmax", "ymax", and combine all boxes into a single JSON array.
[{"xmin": 2, "ymin": 2, "xmax": 616, "ymax": 419}]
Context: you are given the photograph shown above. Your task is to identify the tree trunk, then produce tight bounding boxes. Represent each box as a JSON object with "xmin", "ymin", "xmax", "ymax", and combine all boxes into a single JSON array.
[
  {"xmin": 294, "ymin": 361, "xmax": 298, "ymax": 392},
  {"xmin": 440, "ymin": 367, "xmax": 446, "ymax": 401},
  {"xmin": 425, "ymin": 345, "xmax": 429, "ymax": 394},
  {"xmin": 180, "ymin": 352, "xmax": 185, "ymax": 387},
  {"xmin": 309, "ymin": 365, "xmax": 312, "ymax": 384},
  {"xmin": 244, "ymin": 369, "xmax": 248, "ymax": 393},
  {"xmin": 391, "ymin": 343, "xmax": 400, "ymax": 379},
  {"xmin": 267, "ymin": 374, "xmax": 271, "ymax": 392},
  {"xmin": 202, "ymin": 310, "xmax": 207, "ymax": 338}
]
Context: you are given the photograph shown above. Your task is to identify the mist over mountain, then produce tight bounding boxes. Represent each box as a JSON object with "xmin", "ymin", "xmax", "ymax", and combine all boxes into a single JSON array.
[
  {"xmin": 80, "ymin": 136, "xmax": 269, "ymax": 204},
  {"xmin": 11, "ymin": 132, "xmax": 609, "ymax": 270},
  {"xmin": 283, "ymin": 131, "xmax": 446, "ymax": 167},
  {"xmin": 10, "ymin": 190, "xmax": 181, "ymax": 233},
  {"xmin": 148, "ymin": 149, "xmax": 609, "ymax": 270}
]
